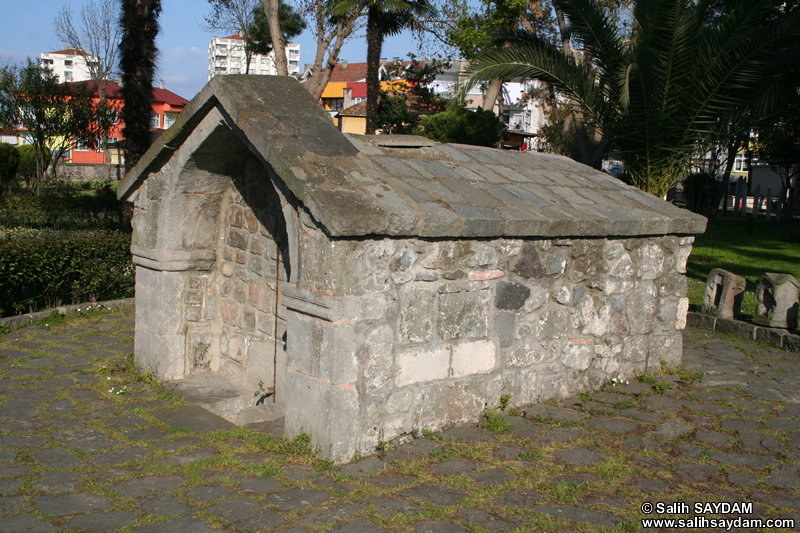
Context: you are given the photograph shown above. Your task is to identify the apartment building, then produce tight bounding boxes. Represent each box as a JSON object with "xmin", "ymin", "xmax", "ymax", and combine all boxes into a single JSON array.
[
  {"xmin": 208, "ymin": 32, "xmax": 300, "ymax": 79},
  {"xmin": 40, "ymin": 48, "xmax": 96, "ymax": 83}
]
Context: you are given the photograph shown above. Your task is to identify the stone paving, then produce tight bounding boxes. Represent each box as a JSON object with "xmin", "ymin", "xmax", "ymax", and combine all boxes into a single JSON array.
[{"xmin": 2, "ymin": 308, "xmax": 800, "ymax": 531}]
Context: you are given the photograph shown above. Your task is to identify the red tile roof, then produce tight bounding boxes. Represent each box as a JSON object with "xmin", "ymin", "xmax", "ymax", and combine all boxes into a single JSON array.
[
  {"xmin": 328, "ymin": 63, "xmax": 369, "ymax": 83},
  {"xmin": 67, "ymin": 80, "xmax": 188, "ymax": 106},
  {"xmin": 152, "ymin": 86, "xmax": 189, "ymax": 107},
  {"xmin": 327, "ymin": 61, "xmax": 414, "ymax": 83},
  {"xmin": 338, "ymin": 101, "xmax": 367, "ymax": 117},
  {"xmin": 44, "ymin": 48, "xmax": 85, "ymax": 55}
]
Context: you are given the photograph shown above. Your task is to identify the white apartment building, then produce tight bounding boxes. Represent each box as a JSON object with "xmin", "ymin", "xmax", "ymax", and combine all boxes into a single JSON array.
[
  {"xmin": 40, "ymin": 48, "xmax": 97, "ymax": 83},
  {"xmin": 208, "ymin": 32, "xmax": 300, "ymax": 79}
]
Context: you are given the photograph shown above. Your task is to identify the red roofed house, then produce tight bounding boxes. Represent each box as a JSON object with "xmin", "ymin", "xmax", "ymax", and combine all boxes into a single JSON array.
[{"xmin": 67, "ymin": 81, "xmax": 188, "ymax": 166}]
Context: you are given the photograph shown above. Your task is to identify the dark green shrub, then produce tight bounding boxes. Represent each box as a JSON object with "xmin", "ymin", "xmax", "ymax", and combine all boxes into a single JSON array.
[
  {"xmin": 0, "ymin": 143, "xmax": 19, "ymax": 192},
  {"xmin": 0, "ymin": 229, "xmax": 134, "ymax": 317},
  {"xmin": 16, "ymin": 145, "xmax": 48, "ymax": 185},
  {"xmin": 0, "ymin": 183, "xmax": 123, "ymax": 230},
  {"xmin": 417, "ymin": 106, "xmax": 505, "ymax": 147}
]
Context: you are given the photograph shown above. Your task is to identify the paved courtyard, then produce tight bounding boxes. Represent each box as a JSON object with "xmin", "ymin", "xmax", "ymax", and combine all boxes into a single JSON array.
[{"xmin": 1, "ymin": 307, "xmax": 800, "ymax": 531}]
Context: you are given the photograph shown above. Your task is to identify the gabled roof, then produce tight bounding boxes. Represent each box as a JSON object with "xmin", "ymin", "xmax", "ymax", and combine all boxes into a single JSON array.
[
  {"xmin": 118, "ymin": 75, "xmax": 706, "ymax": 238},
  {"xmin": 152, "ymin": 87, "xmax": 189, "ymax": 107}
]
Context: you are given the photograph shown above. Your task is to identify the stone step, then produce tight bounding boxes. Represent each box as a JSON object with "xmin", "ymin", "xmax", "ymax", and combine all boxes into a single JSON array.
[{"xmin": 164, "ymin": 373, "xmax": 283, "ymax": 427}]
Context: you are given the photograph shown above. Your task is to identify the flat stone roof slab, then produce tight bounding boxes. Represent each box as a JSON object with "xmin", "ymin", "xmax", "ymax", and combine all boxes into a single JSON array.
[{"xmin": 119, "ymin": 75, "xmax": 706, "ymax": 238}]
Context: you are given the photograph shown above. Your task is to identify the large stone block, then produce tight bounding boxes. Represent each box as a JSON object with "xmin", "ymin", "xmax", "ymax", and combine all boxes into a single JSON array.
[
  {"xmin": 134, "ymin": 328, "xmax": 185, "ymax": 380},
  {"xmin": 285, "ymin": 312, "xmax": 358, "ymax": 385},
  {"xmin": 396, "ymin": 346, "xmax": 450, "ymax": 387},
  {"xmin": 437, "ymin": 290, "xmax": 489, "ymax": 339},
  {"xmin": 283, "ymin": 370, "xmax": 361, "ymax": 463},
  {"xmin": 413, "ymin": 379, "xmax": 485, "ymax": 430},
  {"xmin": 702, "ymin": 268, "xmax": 746, "ymax": 319},
  {"xmin": 755, "ymin": 273, "xmax": 799, "ymax": 329},
  {"xmin": 399, "ymin": 286, "xmax": 435, "ymax": 343},
  {"xmin": 451, "ymin": 340, "xmax": 496, "ymax": 377},
  {"xmin": 362, "ymin": 326, "xmax": 395, "ymax": 395}
]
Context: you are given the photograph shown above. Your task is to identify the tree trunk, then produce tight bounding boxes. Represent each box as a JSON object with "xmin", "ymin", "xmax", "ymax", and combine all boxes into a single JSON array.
[
  {"xmin": 119, "ymin": 0, "xmax": 161, "ymax": 171},
  {"xmin": 261, "ymin": 0, "xmax": 288, "ymax": 76},
  {"xmin": 365, "ymin": 10, "xmax": 383, "ymax": 135},
  {"xmin": 482, "ymin": 78, "xmax": 503, "ymax": 112},
  {"xmin": 303, "ymin": 8, "xmax": 354, "ymax": 102},
  {"xmin": 708, "ymin": 138, "xmax": 740, "ymax": 221}
]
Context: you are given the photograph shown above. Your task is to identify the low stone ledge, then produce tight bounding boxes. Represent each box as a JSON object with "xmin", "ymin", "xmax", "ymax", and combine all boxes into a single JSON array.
[
  {"xmin": 687, "ymin": 311, "xmax": 800, "ymax": 353},
  {"xmin": 0, "ymin": 298, "xmax": 135, "ymax": 331}
]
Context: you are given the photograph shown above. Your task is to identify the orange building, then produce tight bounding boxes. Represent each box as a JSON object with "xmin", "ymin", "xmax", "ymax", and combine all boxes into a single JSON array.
[
  {"xmin": 66, "ymin": 81, "xmax": 188, "ymax": 165},
  {"xmin": 311, "ymin": 61, "xmax": 410, "ymax": 130}
]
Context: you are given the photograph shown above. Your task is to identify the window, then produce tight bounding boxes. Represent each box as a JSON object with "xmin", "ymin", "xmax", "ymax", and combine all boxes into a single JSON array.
[
  {"xmin": 64, "ymin": 60, "xmax": 73, "ymax": 66},
  {"xmin": 163, "ymin": 114, "xmax": 177, "ymax": 129},
  {"xmin": 42, "ymin": 59, "xmax": 53, "ymax": 66},
  {"xmin": 734, "ymin": 153, "xmax": 748, "ymax": 173},
  {"xmin": 97, "ymin": 137, "xmax": 118, "ymax": 152},
  {"xmin": 74, "ymin": 141, "xmax": 90, "ymax": 152},
  {"xmin": 151, "ymin": 113, "xmax": 160, "ymax": 129},
  {"xmin": 63, "ymin": 71, "xmax": 73, "ymax": 82}
]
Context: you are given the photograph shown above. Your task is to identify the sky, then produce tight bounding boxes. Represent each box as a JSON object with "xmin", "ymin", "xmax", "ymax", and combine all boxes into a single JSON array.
[{"xmin": 0, "ymin": 0, "xmax": 422, "ymax": 101}]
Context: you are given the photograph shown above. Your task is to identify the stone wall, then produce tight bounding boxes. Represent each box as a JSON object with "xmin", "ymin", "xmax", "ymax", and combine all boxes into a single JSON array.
[
  {"xmin": 201, "ymin": 174, "xmax": 289, "ymax": 393},
  {"xmin": 56, "ymin": 163, "xmax": 122, "ymax": 181},
  {"xmin": 283, "ymin": 213, "xmax": 694, "ymax": 461}
]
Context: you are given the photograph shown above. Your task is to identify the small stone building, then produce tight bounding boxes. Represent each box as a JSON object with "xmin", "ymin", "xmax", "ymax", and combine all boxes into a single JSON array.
[{"xmin": 118, "ymin": 76, "xmax": 706, "ymax": 463}]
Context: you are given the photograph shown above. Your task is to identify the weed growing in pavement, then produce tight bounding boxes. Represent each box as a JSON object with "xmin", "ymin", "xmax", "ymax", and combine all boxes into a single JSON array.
[
  {"xmin": 652, "ymin": 381, "xmax": 671, "ymax": 394},
  {"xmin": 482, "ymin": 410, "xmax": 513, "ymax": 434},
  {"xmin": 499, "ymin": 394, "xmax": 512, "ymax": 411},
  {"xmin": 0, "ymin": 323, "xmax": 8, "ymax": 334},
  {"xmin": 518, "ymin": 450, "xmax": 543, "ymax": 462},
  {"xmin": 614, "ymin": 401, "xmax": 636, "ymax": 409}
]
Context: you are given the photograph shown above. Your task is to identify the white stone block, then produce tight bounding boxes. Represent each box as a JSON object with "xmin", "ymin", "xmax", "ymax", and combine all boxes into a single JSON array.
[
  {"xmin": 451, "ymin": 340, "xmax": 496, "ymax": 378},
  {"xmin": 396, "ymin": 346, "xmax": 450, "ymax": 387}
]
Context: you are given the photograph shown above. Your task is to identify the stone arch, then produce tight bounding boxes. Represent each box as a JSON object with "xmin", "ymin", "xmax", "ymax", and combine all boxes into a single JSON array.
[{"xmin": 131, "ymin": 107, "xmax": 296, "ymax": 416}]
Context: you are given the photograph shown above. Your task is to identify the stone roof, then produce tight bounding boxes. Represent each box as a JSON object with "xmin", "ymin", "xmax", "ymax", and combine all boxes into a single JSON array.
[{"xmin": 118, "ymin": 75, "xmax": 706, "ymax": 238}]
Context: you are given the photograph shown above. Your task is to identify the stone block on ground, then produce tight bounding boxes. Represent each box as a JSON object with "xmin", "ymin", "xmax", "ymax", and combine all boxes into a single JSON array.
[{"xmin": 702, "ymin": 268, "xmax": 746, "ymax": 319}]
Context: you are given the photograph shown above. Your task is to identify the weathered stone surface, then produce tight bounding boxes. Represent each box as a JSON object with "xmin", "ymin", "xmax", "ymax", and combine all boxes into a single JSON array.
[
  {"xmin": 35, "ymin": 493, "xmax": 113, "ymax": 516},
  {"xmin": 495, "ymin": 282, "xmax": 530, "ymax": 310},
  {"xmin": 755, "ymin": 273, "xmax": 799, "ymax": 329},
  {"xmin": 437, "ymin": 290, "xmax": 489, "ymax": 339},
  {"xmin": 703, "ymin": 268, "xmax": 746, "ymax": 319}
]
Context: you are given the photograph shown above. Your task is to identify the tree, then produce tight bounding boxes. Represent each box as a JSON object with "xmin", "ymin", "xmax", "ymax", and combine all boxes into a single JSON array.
[
  {"xmin": 247, "ymin": 2, "xmax": 307, "ymax": 59},
  {"xmin": 466, "ymin": 0, "xmax": 800, "ymax": 197},
  {"xmin": 0, "ymin": 61, "xmax": 97, "ymax": 194},
  {"xmin": 296, "ymin": 0, "xmax": 361, "ymax": 100},
  {"xmin": 448, "ymin": 0, "xmax": 555, "ymax": 112},
  {"xmin": 755, "ymin": 115, "xmax": 800, "ymax": 223},
  {"xmin": 205, "ymin": 0, "xmax": 260, "ymax": 73},
  {"xmin": 331, "ymin": 0, "xmax": 437, "ymax": 134},
  {"xmin": 377, "ymin": 57, "xmax": 449, "ymax": 134},
  {"xmin": 417, "ymin": 106, "xmax": 506, "ymax": 146},
  {"xmin": 54, "ymin": 0, "xmax": 122, "ymax": 178},
  {"xmin": 119, "ymin": 0, "xmax": 162, "ymax": 171}
]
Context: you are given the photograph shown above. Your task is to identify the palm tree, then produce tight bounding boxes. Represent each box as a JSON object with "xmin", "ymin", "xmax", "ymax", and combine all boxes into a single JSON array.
[
  {"xmin": 467, "ymin": 0, "xmax": 800, "ymax": 197},
  {"xmin": 119, "ymin": 0, "xmax": 162, "ymax": 171},
  {"xmin": 330, "ymin": 0, "xmax": 437, "ymax": 134}
]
